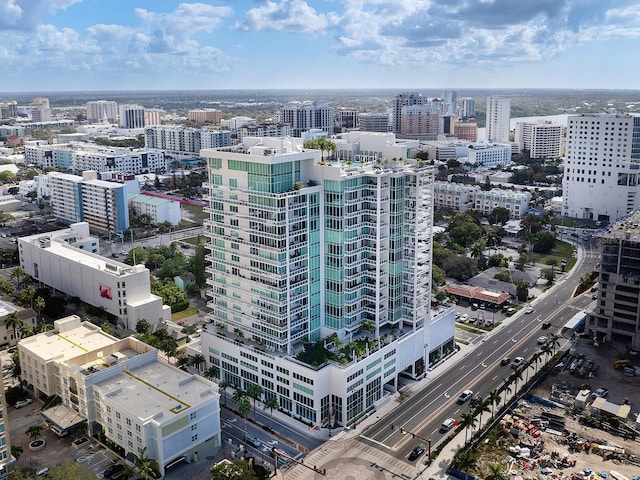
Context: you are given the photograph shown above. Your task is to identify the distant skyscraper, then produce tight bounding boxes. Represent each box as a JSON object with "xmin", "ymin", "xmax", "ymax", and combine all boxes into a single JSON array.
[
  {"xmin": 30, "ymin": 96, "xmax": 51, "ymax": 122},
  {"xmin": 276, "ymin": 101, "xmax": 334, "ymax": 137},
  {"xmin": 86, "ymin": 100, "xmax": 118, "ymax": 124},
  {"xmin": 337, "ymin": 108, "xmax": 358, "ymax": 130},
  {"xmin": 459, "ymin": 97, "xmax": 475, "ymax": 118},
  {"xmin": 392, "ymin": 93, "xmax": 423, "ymax": 134},
  {"xmin": 515, "ymin": 121, "xmax": 563, "ymax": 159},
  {"xmin": 486, "ymin": 96, "xmax": 510, "ymax": 143},
  {"xmin": 442, "ymin": 90, "xmax": 458, "ymax": 115},
  {"xmin": 144, "ymin": 108, "xmax": 163, "ymax": 126},
  {"xmin": 453, "ymin": 119, "xmax": 478, "ymax": 142},
  {"xmin": 359, "ymin": 112, "xmax": 390, "ymax": 133},
  {"xmin": 119, "ymin": 104, "xmax": 145, "ymax": 129}
]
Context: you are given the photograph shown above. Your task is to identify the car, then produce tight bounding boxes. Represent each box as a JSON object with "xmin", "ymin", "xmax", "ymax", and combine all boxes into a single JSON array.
[
  {"xmin": 180, "ymin": 244, "xmax": 191, "ymax": 249},
  {"xmin": 500, "ymin": 357, "xmax": 511, "ymax": 366},
  {"xmin": 454, "ymin": 312, "xmax": 461, "ymax": 319},
  {"xmin": 103, "ymin": 464, "xmax": 125, "ymax": 479},
  {"xmin": 457, "ymin": 389, "xmax": 473, "ymax": 403},
  {"xmin": 541, "ymin": 322, "xmax": 551, "ymax": 330},
  {"xmin": 591, "ymin": 294, "xmax": 597, "ymax": 300},
  {"xmin": 111, "ymin": 252, "xmax": 119, "ymax": 258},
  {"xmin": 469, "ymin": 393, "xmax": 480, "ymax": 406},
  {"xmin": 510, "ymin": 357, "xmax": 525, "ymax": 369},
  {"xmin": 505, "ymin": 307, "xmax": 516, "ymax": 316},
  {"xmin": 525, "ymin": 307, "xmax": 534, "ymax": 314},
  {"xmin": 408, "ymin": 445, "xmax": 425, "ymax": 461},
  {"xmin": 471, "ymin": 303, "xmax": 479, "ymax": 310},
  {"xmin": 469, "ymin": 315, "xmax": 477, "ymax": 324},
  {"xmin": 459, "ymin": 314, "xmax": 469, "ymax": 323},
  {"xmin": 537, "ymin": 336, "xmax": 548, "ymax": 345},
  {"xmin": 591, "ymin": 388, "xmax": 609, "ymax": 399},
  {"xmin": 14, "ymin": 398, "xmax": 33, "ymax": 408},
  {"xmin": 440, "ymin": 418, "xmax": 456, "ymax": 431},
  {"xmin": 36, "ymin": 467, "xmax": 49, "ymax": 477},
  {"xmin": 120, "ymin": 250, "xmax": 128, "ymax": 256}
]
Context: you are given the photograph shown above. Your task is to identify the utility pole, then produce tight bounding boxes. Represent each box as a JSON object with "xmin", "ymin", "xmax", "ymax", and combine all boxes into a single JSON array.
[{"xmin": 389, "ymin": 424, "xmax": 432, "ymax": 463}]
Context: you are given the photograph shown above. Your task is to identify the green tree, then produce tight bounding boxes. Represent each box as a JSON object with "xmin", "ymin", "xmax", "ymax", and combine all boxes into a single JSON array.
[
  {"xmin": 238, "ymin": 397, "xmax": 251, "ymax": 441},
  {"xmin": 532, "ymin": 231, "xmax": 556, "ymax": 254},
  {"xmin": 101, "ymin": 322, "xmax": 114, "ymax": 335},
  {"xmin": 190, "ymin": 353, "xmax": 206, "ymax": 372},
  {"xmin": 263, "ymin": 396, "xmax": 279, "ymax": 430},
  {"xmin": 150, "ymin": 279, "xmax": 187, "ymax": 306},
  {"xmin": 18, "ymin": 284, "xmax": 36, "ymax": 308},
  {"xmin": 473, "ymin": 397, "xmax": 491, "ymax": 430},
  {"xmin": 136, "ymin": 319, "xmax": 151, "ymax": 335},
  {"xmin": 485, "ymin": 463, "xmax": 507, "ymax": 480},
  {"xmin": 176, "ymin": 356, "xmax": 191, "ymax": 371},
  {"xmin": 246, "ymin": 384, "xmax": 263, "ymax": 419},
  {"xmin": 133, "ymin": 446, "xmax": 157, "ymax": 480},
  {"xmin": 26, "ymin": 424, "xmax": 43, "ymax": 442},
  {"xmin": 219, "ymin": 380, "xmax": 231, "ymax": 407},
  {"xmin": 488, "ymin": 389, "xmax": 501, "ymax": 418},
  {"xmin": 10, "ymin": 445, "xmax": 23, "ymax": 460},
  {"xmin": 210, "ymin": 459, "xmax": 258, "ymax": 480},
  {"xmin": 33, "ymin": 296, "xmax": 46, "ymax": 324},
  {"xmin": 189, "ymin": 242, "xmax": 207, "ymax": 286},
  {"xmin": 487, "ymin": 207, "xmax": 510, "ymax": 225},
  {"xmin": 232, "ymin": 387, "xmax": 245, "ymax": 404},
  {"xmin": 0, "ymin": 170, "xmax": 16, "ymax": 183},
  {"xmin": 452, "ymin": 449, "xmax": 477, "ymax": 480},
  {"xmin": 5, "ymin": 311, "xmax": 23, "ymax": 344},
  {"xmin": 10, "ymin": 266, "xmax": 26, "ymax": 287},
  {"xmin": 203, "ymin": 365, "xmax": 220, "ymax": 381},
  {"xmin": 460, "ymin": 411, "xmax": 476, "ymax": 443}
]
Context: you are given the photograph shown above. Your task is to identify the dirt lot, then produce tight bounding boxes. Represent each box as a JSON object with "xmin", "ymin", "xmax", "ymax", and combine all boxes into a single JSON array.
[{"xmin": 469, "ymin": 337, "xmax": 640, "ymax": 479}]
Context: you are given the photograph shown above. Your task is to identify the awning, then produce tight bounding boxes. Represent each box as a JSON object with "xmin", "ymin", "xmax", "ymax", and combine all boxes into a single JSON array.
[{"xmin": 40, "ymin": 404, "xmax": 86, "ymax": 430}]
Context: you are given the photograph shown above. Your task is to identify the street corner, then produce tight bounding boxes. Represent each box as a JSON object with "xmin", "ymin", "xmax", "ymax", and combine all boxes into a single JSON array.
[{"xmin": 310, "ymin": 457, "xmax": 387, "ymax": 480}]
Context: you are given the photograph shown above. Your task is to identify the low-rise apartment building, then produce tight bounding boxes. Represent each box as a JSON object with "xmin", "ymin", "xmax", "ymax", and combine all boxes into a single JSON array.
[{"xmin": 19, "ymin": 316, "xmax": 221, "ymax": 478}]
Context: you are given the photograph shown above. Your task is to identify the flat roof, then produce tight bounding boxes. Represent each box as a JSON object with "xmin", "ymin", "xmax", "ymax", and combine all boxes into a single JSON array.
[
  {"xmin": 20, "ymin": 321, "xmax": 118, "ymax": 362},
  {"xmin": 96, "ymin": 361, "xmax": 217, "ymax": 421},
  {"xmin": 41, "ymin": 403, "xmax": 86, "ymax": 430},
  {"xmin": 128, "ymin": 193, "xmax": 170, "ymax": 206},
  {"xmin": 0, "ymin": 299, "xmax": 18, "ymax": 317},
  {"xmin": 563, "ymin": 311, "xmax": 587, "ymax": 331}
]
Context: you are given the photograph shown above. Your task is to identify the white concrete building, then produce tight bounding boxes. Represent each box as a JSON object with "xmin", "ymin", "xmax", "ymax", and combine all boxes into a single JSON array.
[
  {"xmin": 128, "ymin": 193, "xmax": 181, "ymax": 225},
  {"xmin": 48, "ymin": 172, "xmax": 84, "ymax": 224},
  {"xmin": 237, "ymin": 122, "xmax": 292, "ymax": 142},
  {"xmin": 472, "ymin": 188, "xmax": 531, "ymax": 219},
  {"xmin": 515, "ymin": 120, "xmax": 564, "ymax": 159},
  {"xmin": 486, "ymin": 97, "xmax": 511, "ymax": 143},
  {"xmin": 144, "ymin": 125, "xmax": 231, "ymax": 158},
  {"xmin": 276, "ymin": 101, "xmax": 333, "ymax": 137},
  {"xmin": 466, "ymin": 142, "xmax": 512, "ymax": 168},
  {"xmin": 18, "ymin": 316, "xmax": 221, "ymax": 478},
  {"xmin": 86, "ymin": 101, "xmax": 118, "ymax": 124},
  {"xmin": 119, "ymin": 104, "xmax": 145, "ymax": 129},
  {"xmin": 199, "ymin": 136, "xmax": 453, "ymax": 428},
  {"xmin": 563, "ymin": 114, "xmax": 640, "ymax": 223},
  {"xmin": 433, "ymin": 181, "xmax": 479, "ymax": 212},
  {"xmin": 332, "ymin": 131, "xmax": 419, "ymax": 163},
  {"xmin": 459, "ymin": 97, "xmax": 475, "ymax": 118},
  {"xmin": 18, "ymin": 223, "xmax": 170, "ymax": 329}
]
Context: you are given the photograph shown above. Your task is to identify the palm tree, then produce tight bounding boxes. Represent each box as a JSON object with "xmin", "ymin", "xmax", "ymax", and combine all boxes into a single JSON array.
[
  {"xmin": 134, "ymin": 446, "xmax": 155, "ymax": 480},
  {"xmin": 26, "ymin": 424, "xmax": 43, "ymax": 443},
  {"xmin": 541, "ymin": 343, "xmax": 553, "ymax": 362},
  {"xmin": 238, "ymin": 397, "xmax": 251, "ymax": 442},
  {"xmin": 18, "ymin": 322, "xmax": 33, "ymax": 339},
  {"xmin": 219, "ymin": 380, "xmax": 231, "ymax": 407},
  {"xmin": 10, "ymin": 266, "xmax": 26, "ymax": 287},
  {"xmin": 246, "ymin": 384, "xmax": 263, "ymax": 419},
  {"xmin": 501, "ymin": 378, "xmax": 513, "ymax": 405},
  {"xmin": 473, "ymin": 397, "xmax": 491, "ymax": 430},
  {"xmin": 190, "ymin": 353, "xmax": 206, "ymax": 373},
  {"xmin": 5, "ymin": 311, "xmax": 23, "ymax": 345},
  {"xmin": 452, "ymin": 449, "xmax": 477, "ymax": 480},
  {"xmin": 511, "ymin": 367, "xmax": 524, "ymax": 392},
  {"xmin": 485, "ymin": 463, "xmax": 507, "ymax": 480},
  {"xmin": 460, "ymin": 412, "xmax": 476, "ymax": 443},
  {"xmin": 203, "ymin": 365, "xmax": 219, "ymax": 381},
  {"xmin": 176, "ymin": 357, "xmax": 191, "ymax": 371},
  {"xmin": 548, "ymin": 332, "xmax": 561, "ymax": 355},
  {"xmin": 263, "ymin": 396, "xmax": 279, "ymax": 430},
  {"xmin": 232, "ymin": 387, "xmax": 245, "ymax": 405},
  {"xmin": 488, "ymin": 389, "xmax": 501, "ymax": 418},
  {"xmin": 33, "ymin": 296, "xmax": 46, "ymax": 324}
]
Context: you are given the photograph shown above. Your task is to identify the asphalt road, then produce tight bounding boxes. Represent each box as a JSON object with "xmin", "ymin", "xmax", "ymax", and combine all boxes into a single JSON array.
[{"xmin": 359, "ymin": 238, "xmax": 600, "ymax": 464}]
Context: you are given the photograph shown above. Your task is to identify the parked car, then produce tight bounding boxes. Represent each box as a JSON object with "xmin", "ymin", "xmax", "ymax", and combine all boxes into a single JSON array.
[
  {"xmin": 505, "ymin": 307, "xmax": 516, "ymax": 316},
  {"xmin": 457, "ymin": 389, "xmax": 473, "ymax": 403},
  {"xmin": 591, "ymin": 388, "xmax": 609, "ymax": 399},
  {"xmin": 459, "ymin": 314, "xmax": 469, "ymax": 323},
  {"xmin": 14, "ymin": 398, "xmax": 33, "ymax": 408},
  {"xmin": 408, "ymin": 445, "xmax": 425, "ymax": 461},
  {"xmin": 510, "ymin": 357, "xmax": 525, "ymax": 369},
  {"xmin": 103, "ymin": 464, "xmax": 125, "ymax": 479}
]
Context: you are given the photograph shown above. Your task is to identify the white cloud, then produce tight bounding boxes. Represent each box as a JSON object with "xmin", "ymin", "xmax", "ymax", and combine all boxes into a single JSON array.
[
  {"xmin": 236, "ymin": 0, "xmax": 329, "ymax": 34},
  {"xmin": 0, "ymin": 0, "xmax": 23, "ymax": 28}
]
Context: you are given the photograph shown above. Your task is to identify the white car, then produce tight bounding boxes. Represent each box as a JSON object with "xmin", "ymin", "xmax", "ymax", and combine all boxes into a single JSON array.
[
  {"xmin": 457, "ymin": 389, "xmax": 474, "ymax": 403},
  {"xmin": 525, "ymin": 307, "xmax": 534, "ymax": 314},
  {"xmin": 537, "ymin": 336, "xmax": 548, "ymax": 345},
  {"xmin": 510, "ymin": 357, "xmax": 525, "ymax": 369},
  {"xmin": 459, "ymin": 314, "xmax": 469, "ymax": 323},
  {"xmin": 14, "ymin": 398, "xmax": 33, "ymax": 408}
]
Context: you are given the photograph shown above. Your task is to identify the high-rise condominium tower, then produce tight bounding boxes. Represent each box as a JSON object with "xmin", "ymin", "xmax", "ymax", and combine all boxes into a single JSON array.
[{"xmin": 486, "ymin": 96, "xmax": 510, "ymax": 143}]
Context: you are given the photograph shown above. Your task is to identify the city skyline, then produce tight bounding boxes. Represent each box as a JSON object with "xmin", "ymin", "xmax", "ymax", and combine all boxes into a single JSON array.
[{"xmin": 2, "ymin": 1, "xmax": 639, "ymax": 92}]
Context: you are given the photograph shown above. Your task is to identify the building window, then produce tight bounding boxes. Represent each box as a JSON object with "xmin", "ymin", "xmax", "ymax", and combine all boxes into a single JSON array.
[{"xmin": 191, "ymin": 434, "xmax": 198, "ymax": 442}]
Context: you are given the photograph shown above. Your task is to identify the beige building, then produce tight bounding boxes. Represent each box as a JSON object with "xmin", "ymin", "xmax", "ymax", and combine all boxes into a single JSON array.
[{"xmin": 187, "ymin": 109, "xmax": 222, "ymax": 125}]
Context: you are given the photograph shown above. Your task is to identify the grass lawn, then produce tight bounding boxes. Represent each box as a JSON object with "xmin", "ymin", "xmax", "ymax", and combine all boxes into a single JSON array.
[
  {"xmin": 172, "ymin": 306, "xmax": 199, "ymax": 322},
  {"xmin": 181, "ymin": 203, "xmax": 207, "ymax": 226},
  {"xmin": 529, "ymin": 240, "xmax": 577, "ymax": 271}
]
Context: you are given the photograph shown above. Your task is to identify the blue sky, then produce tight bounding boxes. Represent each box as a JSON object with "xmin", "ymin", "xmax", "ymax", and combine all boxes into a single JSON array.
[{"xmin": 2, "ymin": 0, "xmax": 640, "ymax": 91}]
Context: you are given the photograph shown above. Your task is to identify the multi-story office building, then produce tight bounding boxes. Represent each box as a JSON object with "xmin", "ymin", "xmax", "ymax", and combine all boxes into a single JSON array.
[
  {"xmin": 19, "ymin": 223, "xmax": 170, "ymax": 329},
  {"xmin": 400, "ymin": 105, "xmax": 442, "ymax": 140},
  {"xmin": 337, "ymin": 108, "xmax": 358, "ymax": 131},
  {"xmin": 188, "ymin": 109, "xmax": 222, "ymax": 125},
  {"xmin": 486, "ymin": 96, "xmax": 511, "ymax": 143},
  {"xmin": 442, "ymin": 90, "xmax": 458, "ymax": 115},
  {"xmin": 589, "ymin": 210, "xmax": 640, "ymax": 349},
  {"xmin": 30, "ymin": 96, "xmax": 51, "ymax": 122},
  {"xmin": 144, "ymin": 108, "xmax": 163, "ymax": 126},
  {"xmin": 358, "ymin": 112, "xmax": 390, "ymax": 133},
  {"xmin": 515, "ymin": 120, "xmax": 564, "ymax": 159},
  {"xmin": 128, "ymin": 193, "xmax": 181, "ymax": 225},
  {"xmin": 24, "ymin": 143, "xmax": 166, "ymax": 175},
  {"xmin": 48, "ymin": 172, "xmax": 84, "ymax": 224},
  {"xmin": 19, "ymin": 315, "xmax": 220, "ymax": 477},
  {"xmin": 453, "ymin": 119, "xmax": 478, "ymax": 142},
  {"xmin": 276, "ymin": 101, "xmax": 334, "ymax": 137},
  {"xmin": 0, "ymin": 101, "xmax": 17, "ymax": 120},
  {"xmin": 237, "ymin": 122, "xmax": 292, "ymax": 142},
  {"xmin": 467, "ymin": 142, "xmax": 512, "ymax": 168},
  {"xmin": 563, "ymin": 114, "xmax": 640, "ymax": 223},
  {"xmin": 392, "ymin": 93, "xmax": 424, "ymax": 134},
  {"xmin": 200, "ymin": 136, "xmax": 454, "ymax": 428},
  {"xmin": 0, "ymin": 355, "xmax": 13, "ymax": 478},
  {"xmin": 86, "ymin": 101, "xmax": 118, "ymax": 124},
  {"xmin": 119, "ymin": 104, "xmax": 146, "ymax": 129},
  {"xmin": 144, "ymin": 125, "xmax": 231, "ymax": 158},
  {"xmin": 459, "ymin": 97, "xmax": 475, "ymax": 118}
]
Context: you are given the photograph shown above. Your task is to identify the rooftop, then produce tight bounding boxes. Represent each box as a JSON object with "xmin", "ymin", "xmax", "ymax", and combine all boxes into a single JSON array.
[
  {"xmin": 96, "ymin": 360, "xmax": 218, "ymax": 421},
  {"xmin": 597, "ymin": 209, "xmax": 640, "ymax": 241}
]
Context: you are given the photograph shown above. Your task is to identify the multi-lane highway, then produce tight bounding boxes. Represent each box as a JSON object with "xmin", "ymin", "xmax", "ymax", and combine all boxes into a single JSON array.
[{"xmin": 359, "ymin": 236, "xmax": 600, "ymax": 463}]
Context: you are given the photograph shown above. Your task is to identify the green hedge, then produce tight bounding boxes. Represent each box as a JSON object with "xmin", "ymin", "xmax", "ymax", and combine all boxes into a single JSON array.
[{"xmin": 171, "ymin": 300, "xmax": 190, "ymax": 313}]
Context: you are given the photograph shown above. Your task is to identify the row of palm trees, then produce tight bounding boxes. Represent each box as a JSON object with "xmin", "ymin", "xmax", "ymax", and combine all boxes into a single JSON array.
[
  {"xmin": 3, "ymin": 266, "xmax": 49, "ymax": 345},
  {"xmin": 453, "ymin": 333, "xmax": 562, "ymax": 478}
]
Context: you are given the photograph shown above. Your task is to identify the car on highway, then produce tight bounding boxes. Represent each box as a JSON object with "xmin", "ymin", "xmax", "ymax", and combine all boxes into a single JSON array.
[
  {"xmin": 469, "ymin": 393, "xmax": 480, "ymax": 406},
  {"xmin": 510, "ymin": 357, "xmax": 525, "ymax": 369},
  {"xmin": 440, "ymin": 418, "xmax": 455, "ymax": 432},
  {"xmin": 541, "ymin": 322, "xmax": 551, "ymax": 330},
  {"xmin": 525, "ymin": 307, "xmax": 534, "ymax": 314},
  {"xmin": 459, "ymin": 313, "xmax": 469, "ymax": 323},
  {"xmin": 408, "ymin": 445, "xmax": 425, "ymax": 461},
  {"xmin": 537, "ymin": 336, "xmax": 548, "ymax": 345},
  {"xmin": 14, "ymin": 398, "xmax": 32, "ymax": 408},
  {"xmin": 457, "ymin": 389, "xmax": 473, "ymax": 403},
  {"xmin": 500, "ymin": 357, "xmax": 511, "ymax": 366},
  {"xmin": 591, "ymin": 387, "xmax": 609, "ymax": 400}
]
